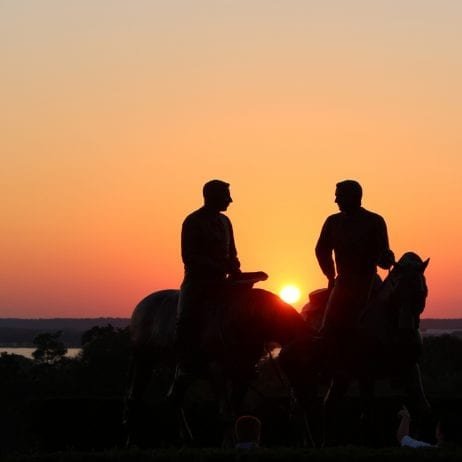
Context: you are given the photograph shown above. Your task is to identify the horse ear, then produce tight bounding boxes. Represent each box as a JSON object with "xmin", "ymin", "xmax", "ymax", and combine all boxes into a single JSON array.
[{"xmin": 421, "ymin": 258, "xmax": 430, "ymax": 272}]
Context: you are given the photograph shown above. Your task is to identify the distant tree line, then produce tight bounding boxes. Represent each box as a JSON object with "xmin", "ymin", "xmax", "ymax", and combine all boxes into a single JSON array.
[{"xmin": 0, "ymin": 318, "xmax": 130, "ymax": 347}]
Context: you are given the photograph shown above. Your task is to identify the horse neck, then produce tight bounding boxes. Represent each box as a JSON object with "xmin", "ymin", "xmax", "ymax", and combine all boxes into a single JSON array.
[
  {"xmin": 362, "ymin": 269, "xmax": 425, "ymax": 332},
  {"xmin": 251, "ymin": 289, "xmax": 305, "ymax": 346},
  {"xmin": 359, "ymin": 276, "xmax": 389, "ymax": 327},
  {"xmin": 395, "ymin": 274, "xmax": 426, "ymax": 329}
]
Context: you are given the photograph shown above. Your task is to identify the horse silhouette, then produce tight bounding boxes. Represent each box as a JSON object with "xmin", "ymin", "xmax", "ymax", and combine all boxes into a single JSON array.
[
  {"xmin": 281, "ymin": 252, "xmax": 431, "ymax": 446},
  {"xmin": 124, "ymin": 279, "xmax": 307, "ymax": 446}
]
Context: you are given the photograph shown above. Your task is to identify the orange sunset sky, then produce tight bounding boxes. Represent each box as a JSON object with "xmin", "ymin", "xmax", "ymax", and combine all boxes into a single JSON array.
[{"xmin": 2, "ymin": 1, "xmax": 461, "ymax": 318}]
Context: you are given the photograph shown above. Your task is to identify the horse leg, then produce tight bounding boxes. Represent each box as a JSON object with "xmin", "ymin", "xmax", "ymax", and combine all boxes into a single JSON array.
[
  {"xmin": 167, "ymin": 364, "xmax": 195, "ymax": 406},
  {"xmin": 358, "ymin": 377, "xmax": 378, "ymax": 446},
  {"xmin": 223, "ymin": 379, "xmax": 252, "ymax": 448},
  {"xmin": 206, "ymin": 362, "xmax": 252, "ymax": 448},
  {"xmin": 124, "ymin": 353, "xmax": 154, "ymax": 447},
  {"xmin": 403, "ymin": 364, "xmax": 431, "ymax": 414},
  {"xmin": 163, "ymin": 364, "xmax": 197, "ymax": 445},
  {"xmin": 279, "ymin": 339, "xmax": 320, "ymax": 447},
  {"xmin": 323, "ymin": 375, "xmax": 350, "ymax": 447},
  {"xmin": 208, "ymin": 365, "xmax": 235, "ymax": 447},
  {"xmin": 403, "ymin": 363, "xmax": 433, "ymax": 441}
]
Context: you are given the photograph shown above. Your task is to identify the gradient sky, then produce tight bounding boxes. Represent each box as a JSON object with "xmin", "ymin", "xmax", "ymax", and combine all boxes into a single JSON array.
[{"xmin": 2, "ymin": 1, "xmax": 461, "ymax": 318}]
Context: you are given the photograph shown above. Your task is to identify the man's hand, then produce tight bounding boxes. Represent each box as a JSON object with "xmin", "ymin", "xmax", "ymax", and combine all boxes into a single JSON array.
[
  {"xmin": 255, "ymin": 271, "xmax": 269, "ymax": 281},
  {"xmin": 379, "ymin": 249, "xmax": 396, "ymax": 270},
  {"xmin": 229, "ymin": 271, "xmax": 268, "ymax": 284}
]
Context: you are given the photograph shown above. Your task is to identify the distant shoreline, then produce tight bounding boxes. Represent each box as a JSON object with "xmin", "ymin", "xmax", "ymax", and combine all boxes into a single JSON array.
[
  {"xmin": 0, "ymin": 318, "xmax": 461, "ymax": 348},
  {"xmin": 0, "ymin": 347, "xmax": 81, "ymax": 358}
]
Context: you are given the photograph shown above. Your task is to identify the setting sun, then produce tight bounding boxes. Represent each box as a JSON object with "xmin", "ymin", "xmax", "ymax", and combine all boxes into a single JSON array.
[{"xmin": 279, "ymin": 285, "xmax": 302, "ymax": 304}]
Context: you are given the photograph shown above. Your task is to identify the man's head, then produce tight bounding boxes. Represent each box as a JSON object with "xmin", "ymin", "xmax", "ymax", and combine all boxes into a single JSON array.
[
  {"xmin": 203, "ymin": 179, "xmax": 232, "ymax": 211},
  {"xmin": 335, "ymin": 180, "xmax": 362, "ymax": 213}
]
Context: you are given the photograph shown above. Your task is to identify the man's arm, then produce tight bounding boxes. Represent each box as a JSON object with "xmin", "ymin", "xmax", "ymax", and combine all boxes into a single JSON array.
[
  {"xmin": 376, "ymin": 215, "xmax": 395, "ymax": 270},
  {"xmin": 315, "ymin": 218, "xmax": 336, "ymax": 284},
  {"xmin": 397, "ymin": 407, "xmax": 411, "ymax": 443},
  {"xmin": 226, "ymin": 218, "xmax": 241, "ymax": 275}
]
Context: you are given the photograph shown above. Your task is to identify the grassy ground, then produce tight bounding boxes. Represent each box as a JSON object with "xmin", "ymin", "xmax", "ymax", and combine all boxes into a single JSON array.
[{"xmin": 4, "ymin": 447, "xmax": 462, "ymax": 462}]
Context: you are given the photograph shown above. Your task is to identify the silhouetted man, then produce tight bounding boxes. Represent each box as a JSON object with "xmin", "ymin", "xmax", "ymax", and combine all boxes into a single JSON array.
[
  {"xmin": 176, "ymin": 179, "xmax": 241, "ymax": 377},
  {"xmin": 316, "ymin": 180, "xmax": 395, "ymax": 336}
]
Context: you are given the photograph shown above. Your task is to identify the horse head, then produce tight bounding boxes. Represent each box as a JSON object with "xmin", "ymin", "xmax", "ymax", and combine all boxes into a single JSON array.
[
  {"xmin": 360, "ymin": 251, "xmax": 429, "ymax": 338},
  {"xmin": 389, "ymin": 252, "xmax": 429, "ymax": 329}
]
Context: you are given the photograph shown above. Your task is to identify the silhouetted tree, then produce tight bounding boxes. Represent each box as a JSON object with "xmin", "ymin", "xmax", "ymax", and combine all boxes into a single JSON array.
[
  {"xmin": 32, "ymin": 331, "xmax": 67, "ymax": 364},
  {"xmin": 79, "ymin": 324, "xmax": 130, "ymax": 395},
  {"xmin": 80, "ymin": 324, "xmax": 130, "ymax": 362}
]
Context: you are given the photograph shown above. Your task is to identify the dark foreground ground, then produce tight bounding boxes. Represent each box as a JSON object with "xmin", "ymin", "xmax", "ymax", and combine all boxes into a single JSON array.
[
  {"xmin": 2, "ymin": 330, "xmax": 462, "ymax": 458},
  {"xmin": 3, "ymin": 447, "xmax": 462, "ymax": 462}
]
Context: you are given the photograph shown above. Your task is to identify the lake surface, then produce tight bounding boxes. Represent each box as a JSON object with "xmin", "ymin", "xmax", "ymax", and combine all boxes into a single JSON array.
[{"xmin": 0, "ymin": 347, "xmax": 81, "ymax": 359}]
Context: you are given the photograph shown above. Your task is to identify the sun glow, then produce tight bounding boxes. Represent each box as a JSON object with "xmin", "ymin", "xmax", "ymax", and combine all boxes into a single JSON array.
[{"xmin": 279, "ymin": 285, "xmax": 301, "ymax": 304}]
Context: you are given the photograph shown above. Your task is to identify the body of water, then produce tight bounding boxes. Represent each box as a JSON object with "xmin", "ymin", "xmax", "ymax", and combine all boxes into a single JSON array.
[{"xmin": 0, "ymin": 347, "xmax": 81, "ymax": 359}]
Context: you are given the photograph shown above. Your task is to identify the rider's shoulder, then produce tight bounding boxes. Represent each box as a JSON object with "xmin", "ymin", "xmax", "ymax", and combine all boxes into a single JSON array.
[
  {"xmin": 218, "ymin": 212, "xmax": 232, "ymax": 224},
  {"xmin": 360, "ymin": 208, "xmax": 387, "ymax": 223},
  {"xmin": 183, "ymin": 208, "xmax": 206, "ymax": 225},
  {"xmin": 319, "ymin": 213, "xmax": 342, "ymax": 233},
  {"xmin": 324, "ymin": 212, "xmax": 343, "ymax": 224}
]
